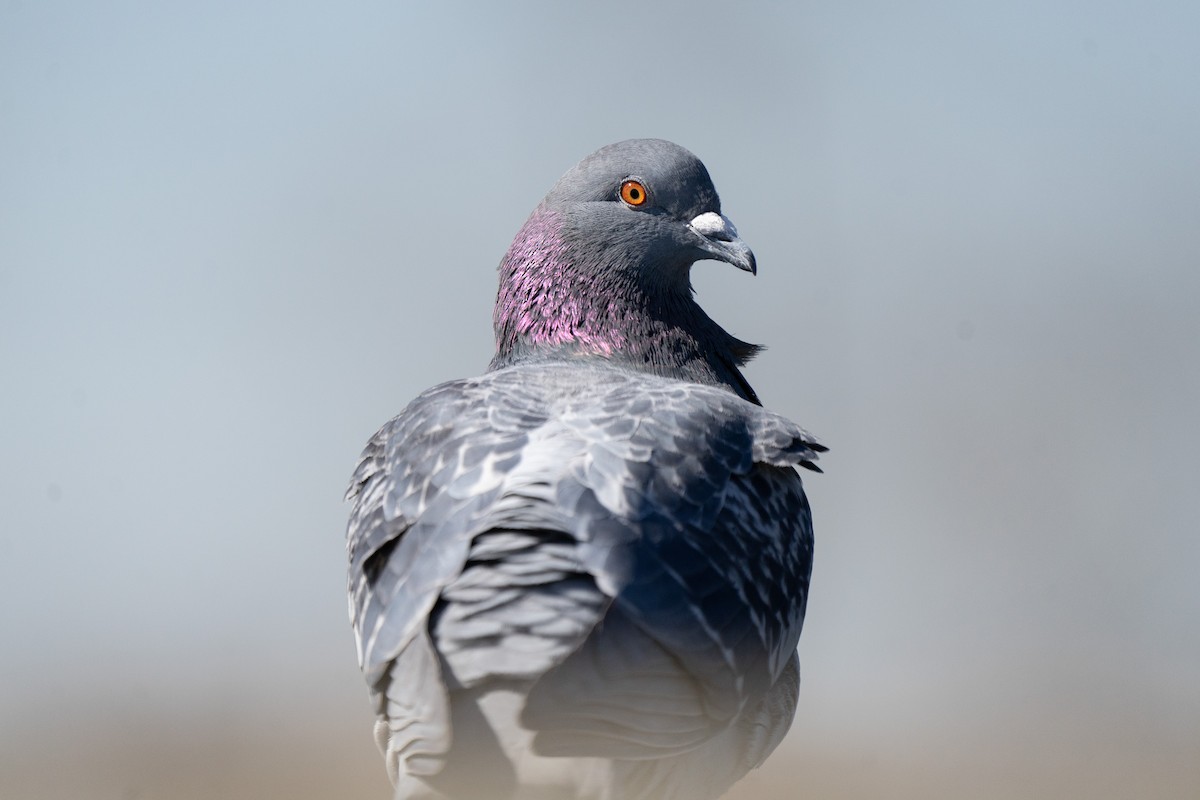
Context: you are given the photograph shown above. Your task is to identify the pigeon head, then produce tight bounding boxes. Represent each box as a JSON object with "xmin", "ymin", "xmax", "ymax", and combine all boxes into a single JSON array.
[{"xmin": 491, "ymin": 139, "xmax": 763, "ymax": 403}]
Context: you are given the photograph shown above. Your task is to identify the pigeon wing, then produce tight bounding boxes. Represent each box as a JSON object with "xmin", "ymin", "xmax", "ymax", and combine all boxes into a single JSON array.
[
  {"xmin": 347, "ymin": 364, "xmax": 824, "ymax": 773},
  {"xmin": 514, "ymin": 366, "xmax": 821, "ymax": 759}
]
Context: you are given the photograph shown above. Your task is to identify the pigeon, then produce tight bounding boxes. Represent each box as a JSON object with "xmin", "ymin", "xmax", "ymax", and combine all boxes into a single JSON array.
[{"xmin": 345, "ymin": 139, "xmax": 825, "ymax": 800}]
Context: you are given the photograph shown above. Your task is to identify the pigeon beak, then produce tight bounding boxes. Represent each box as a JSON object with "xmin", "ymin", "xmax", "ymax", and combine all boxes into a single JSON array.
[{"xmin": 688, "ymin": 212, "xmax": 757, "ymax": 275}]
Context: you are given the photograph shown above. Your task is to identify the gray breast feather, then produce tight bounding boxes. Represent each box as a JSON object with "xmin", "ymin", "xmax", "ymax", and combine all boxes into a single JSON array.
[{"xmin": 345, "ymin": 361, "xmax": 822, "ymax": 768}]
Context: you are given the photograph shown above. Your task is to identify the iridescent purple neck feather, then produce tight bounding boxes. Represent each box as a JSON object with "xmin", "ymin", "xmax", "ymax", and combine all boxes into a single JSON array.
[
  {"xmin": 490, "ymin": 206, "xmax": 762, "ymax": 404},
  {"xmin": 492, "ymin": 207, "xmax": 626, "ymax": 357}
]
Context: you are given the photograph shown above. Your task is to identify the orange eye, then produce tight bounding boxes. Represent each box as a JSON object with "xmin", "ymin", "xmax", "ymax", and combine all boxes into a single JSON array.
[{"xmin": 619, "ymin": 179, "xmax": 649, "ymax": 207}]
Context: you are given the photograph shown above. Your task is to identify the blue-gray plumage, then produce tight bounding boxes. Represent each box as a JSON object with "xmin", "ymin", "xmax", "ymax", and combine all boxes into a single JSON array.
[{"xmin": 346, "ymin": 139, "xmax": 825, "ymax": 799}]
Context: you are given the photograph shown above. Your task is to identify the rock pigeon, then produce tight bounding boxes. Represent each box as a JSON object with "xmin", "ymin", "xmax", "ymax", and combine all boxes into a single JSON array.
[{"xmin": 345, "ymin": 139, "xmax": 825, "ymax": 800}]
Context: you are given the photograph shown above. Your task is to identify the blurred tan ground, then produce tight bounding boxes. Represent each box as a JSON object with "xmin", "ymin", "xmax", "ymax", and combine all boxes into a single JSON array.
[{"xmin": 3, "ymin": 697, "xmax": 1196, "ymax": 800}]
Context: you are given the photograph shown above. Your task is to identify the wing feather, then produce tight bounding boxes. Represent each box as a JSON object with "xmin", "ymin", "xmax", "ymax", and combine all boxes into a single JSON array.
[{"xmin": 346, "ymin": 362, "xmax": 823, "ymax": 778}]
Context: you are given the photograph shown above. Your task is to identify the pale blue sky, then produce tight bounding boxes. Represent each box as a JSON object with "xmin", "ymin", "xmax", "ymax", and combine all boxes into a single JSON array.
[{"xmin": 2, "ymin": 2, "xmax": 1197, "ymax": 798}]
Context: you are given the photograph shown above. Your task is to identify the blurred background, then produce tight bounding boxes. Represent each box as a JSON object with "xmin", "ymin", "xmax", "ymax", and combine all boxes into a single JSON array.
[{"xmin": 2, "ymin": 1, "xmax": 1197, "ymax": 798}]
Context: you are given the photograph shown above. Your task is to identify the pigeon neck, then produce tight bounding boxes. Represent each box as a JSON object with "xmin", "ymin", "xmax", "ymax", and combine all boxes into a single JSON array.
[{"xmin": 490, "ymin": 207, "xmax": 762, "ymax": 404}]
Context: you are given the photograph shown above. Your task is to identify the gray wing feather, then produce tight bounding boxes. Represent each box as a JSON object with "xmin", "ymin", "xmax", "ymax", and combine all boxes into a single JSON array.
[
  {"xmin": 346, "ymin": 362, "xmax": 823, "ymax": 774},
  {"xmin": 524, "ymin": 395, "xmax": 816, "ymax": 754},
  {"xmin": 347, "ymin": 378, "xmax": 550, "ymax": 683}
]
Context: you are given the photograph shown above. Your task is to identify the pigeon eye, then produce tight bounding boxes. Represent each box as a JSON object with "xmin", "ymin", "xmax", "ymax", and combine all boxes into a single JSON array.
[{"xmin": 619, "ymin": 180, "xmax": 649, "ymax": 207}]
